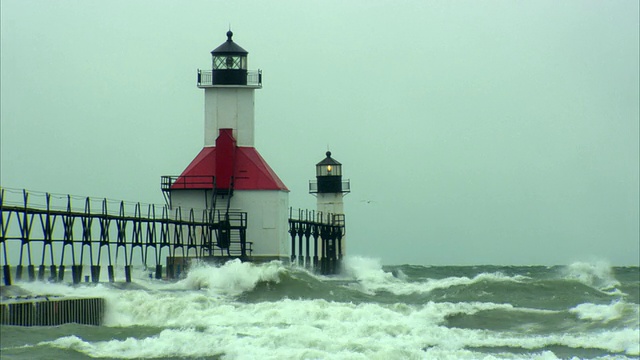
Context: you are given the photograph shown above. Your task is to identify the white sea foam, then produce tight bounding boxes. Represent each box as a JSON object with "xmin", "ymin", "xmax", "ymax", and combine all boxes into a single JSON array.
[
  {"xmin": 41, "ymin": 333, "xmax": 574, "ymax": 360},
  {"xmin": 9, "ymin": 260, "xmax": 640, "ymax": 359},
  {"xmin": 570, "ymin": 301, "xmax": 626, "ymax": 323},
  {"xmin": 12, "ymin": 279, "xmax": 117, "ymax": 298},
  {"xmin": 342, "ymin": 255, "xmax": 528, "ymax": 295},
  {"xmin": 563, "ymin": 261, "xmax": 621, "ymax": 291},
  {"xmin": 170, "ymin": 259, "xmax": 285, "ymax": 296},
  {"xmin": 38, "ymin": 295, "xmax": 640, "ymax": 359}
]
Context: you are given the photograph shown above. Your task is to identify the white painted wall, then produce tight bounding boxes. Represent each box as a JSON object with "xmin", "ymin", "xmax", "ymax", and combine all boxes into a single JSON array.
[
  {"xmin": 317, "ymin": 192, "xmax": 346, "ymax": 256},
  {"xmin": 204, "ymin": 87, "xmax": 255, "ymax": 147},
  {"xmin": 317, "ymin": 193, "xmax": 344, "ymax": 216},
  {"xmin": 231, "ymin": 190, "xmax": 289, "ymax": 260},
  {"xmin": 170, "ymin": 189, "xmax": 211, "ymax": 213},
  {"xmin": 169, "ymin": 189, "xmax": 290, "ymax": 261}
]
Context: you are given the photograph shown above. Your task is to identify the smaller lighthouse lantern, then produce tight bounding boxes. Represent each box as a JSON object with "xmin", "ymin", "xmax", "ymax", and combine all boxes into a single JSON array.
[
  {"xmin": 315, "ymin": 151, "xmax": 345, "ymax": 193},
  {"xmin": 310, "ymin": 151, "xmax": 350, "ymax": 212}
]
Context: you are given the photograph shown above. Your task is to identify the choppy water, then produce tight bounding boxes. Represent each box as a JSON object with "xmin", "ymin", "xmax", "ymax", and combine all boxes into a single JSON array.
[{"xmin": 1, "ymin": 259, "xmax": 638, "ymax": 359}]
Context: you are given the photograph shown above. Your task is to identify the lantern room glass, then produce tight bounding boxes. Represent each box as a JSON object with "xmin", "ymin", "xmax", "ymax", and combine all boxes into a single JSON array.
[
  {"xmin": 316, "ymin": 164, "xmax": 341, "ymax": 176},
  {"xmin": 213, "ymin": 55, "xmax": 247, "ymax": 70}
]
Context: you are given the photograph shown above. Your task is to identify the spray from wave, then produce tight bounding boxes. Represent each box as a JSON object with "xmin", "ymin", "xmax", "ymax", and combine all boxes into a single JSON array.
[
  {"xmin": 172, "ymin": 259, "xmax": 286, "ymax": 296},
  {"xmin": 561, "ymin": 261, "xmax": 621, "ymax": 291},
  {"xmin": 342, "ymin": 256, "xmax": 529, "ymax": 296}
]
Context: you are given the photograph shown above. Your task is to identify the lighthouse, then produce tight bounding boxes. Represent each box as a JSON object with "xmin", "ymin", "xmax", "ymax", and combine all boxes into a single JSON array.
[
  {"xmin": 162, "ymin": 31, "xmax": 289, "ymax": 262},
  {"xmin": 309, "ymin": 151, "xmax": 350, "ymax": 265}
]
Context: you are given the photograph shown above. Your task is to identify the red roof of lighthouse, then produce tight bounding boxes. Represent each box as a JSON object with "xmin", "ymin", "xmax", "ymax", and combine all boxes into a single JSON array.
[{"xmin": 174, "ymin": 146, "xmax": 288, "ymax": 191}]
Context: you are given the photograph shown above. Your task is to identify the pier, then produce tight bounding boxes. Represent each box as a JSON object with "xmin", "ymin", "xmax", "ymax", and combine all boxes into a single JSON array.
[
  {"xmin": 288, "ymin": 209, "xmax": 345, "ymax": 275},
  {"xmin": 1, "ymin": 187, "xmax": 346, "ymax": 286},
  {"xmin": 0, "ymin": 187, "xmax": 248, "ymax": 285}
]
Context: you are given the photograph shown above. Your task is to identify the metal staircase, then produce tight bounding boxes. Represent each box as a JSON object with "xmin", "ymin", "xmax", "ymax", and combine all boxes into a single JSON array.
[
  {"xmin": 160, "ymin": 175, "xmax": 250, "ymax": 260},
  {"xmin": 210, "ymin": 177, "xmax": 251, "ymax": 259}
]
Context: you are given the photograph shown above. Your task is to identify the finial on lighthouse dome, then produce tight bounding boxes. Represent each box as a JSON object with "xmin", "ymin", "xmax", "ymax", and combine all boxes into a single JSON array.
[
  {"xmin": 326, "ymin": 151, "xmax": 332, "ymax": 158},
  {"xmin": 211, "ymin": 30, "xmax": 248, "ymax": 55}
]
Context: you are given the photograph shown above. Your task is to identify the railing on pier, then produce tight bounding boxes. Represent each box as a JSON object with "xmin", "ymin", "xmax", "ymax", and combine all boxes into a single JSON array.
[
  {"xmin": 196, "ymin": 70, "xmax": 262, "ymax": 87},
  {"xmin": 288, "ymin": 208, "xmax": 346, "ymax": 275},
  {"xmin": 0, "ymin": 187, "xmax": 248, "ymax": 285}
]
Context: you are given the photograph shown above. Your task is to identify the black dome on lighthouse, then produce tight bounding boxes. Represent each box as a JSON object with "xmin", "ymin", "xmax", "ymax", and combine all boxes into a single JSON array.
[
  {"xmin": 211, "ymin": 31, "xmax": 248, "ymax": 55},
  {"xmin": 316, "ymin": 151, "xmax": 342, "ymax": 167}
]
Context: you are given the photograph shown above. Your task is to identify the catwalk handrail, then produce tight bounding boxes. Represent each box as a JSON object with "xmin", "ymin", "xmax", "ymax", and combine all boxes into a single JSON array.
[{"xmin": 288, "ymin": 208, "xmax": 346, "ymax": 227}]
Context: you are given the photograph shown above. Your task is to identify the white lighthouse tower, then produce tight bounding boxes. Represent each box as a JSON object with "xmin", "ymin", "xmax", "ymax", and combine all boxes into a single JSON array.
[
  {"xmin": 162, "ymin": 31, "xmax": 289, "ymax": 262},
  {"xmin": 310, "ymin": 151, "xmax": 350, "ymax": 259}
]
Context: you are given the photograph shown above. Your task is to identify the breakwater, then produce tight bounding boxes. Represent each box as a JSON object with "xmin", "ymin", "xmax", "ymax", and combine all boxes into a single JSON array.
[{"xmin": 0, "ymin": 295, "xmax": 104, "ymax": 326}]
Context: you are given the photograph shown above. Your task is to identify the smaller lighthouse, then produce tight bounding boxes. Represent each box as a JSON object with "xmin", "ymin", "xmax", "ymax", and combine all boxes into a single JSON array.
[{"xmin": 310, "ymin": 151, "xmax": 350, "ymax": 265}]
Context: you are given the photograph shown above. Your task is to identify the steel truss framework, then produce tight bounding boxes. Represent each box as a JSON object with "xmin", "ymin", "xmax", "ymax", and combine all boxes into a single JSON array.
[
  {"xmin": 288, "ymin": 208, "xmax": 345, "ymax": 275},
  {"xmin": 0, "ymin": 188, "xmax": 247, "ymax": 285}
]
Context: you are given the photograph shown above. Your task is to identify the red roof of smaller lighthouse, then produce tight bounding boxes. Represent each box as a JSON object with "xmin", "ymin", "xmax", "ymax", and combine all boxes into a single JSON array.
[{"xmin": 173, "ymin": 131, "xmax": 288, "ymax": 191}]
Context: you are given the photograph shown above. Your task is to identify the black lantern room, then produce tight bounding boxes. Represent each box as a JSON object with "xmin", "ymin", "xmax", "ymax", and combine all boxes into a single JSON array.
[
  {"xmin": 210, "ymin": 31, "xmax": 248, "ymax": 85},
  {"xmin": 312, "ymin": 151, "xmax": 350, "ymax": 194}
]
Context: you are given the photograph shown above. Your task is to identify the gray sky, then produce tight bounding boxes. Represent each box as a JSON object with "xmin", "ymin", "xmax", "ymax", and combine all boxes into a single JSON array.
[{"xmin": 1, "ymin": 1, "xmax": 638, "ymax": 265}]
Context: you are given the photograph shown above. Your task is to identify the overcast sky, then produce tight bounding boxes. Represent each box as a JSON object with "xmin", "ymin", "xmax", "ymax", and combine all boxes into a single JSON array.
[{"xmin": 1, "ymin": 1, "xmax": 638, "ymax": 266}]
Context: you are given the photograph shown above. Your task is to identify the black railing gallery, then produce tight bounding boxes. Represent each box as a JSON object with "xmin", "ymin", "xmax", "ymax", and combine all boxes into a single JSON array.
[
  {"xmin": 308, "ymin": 179, "xmax": 351, "ymax": 194},
  {"xmin": 197, "ymin": 70, "xmax": 262, "ymax": 87}
]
